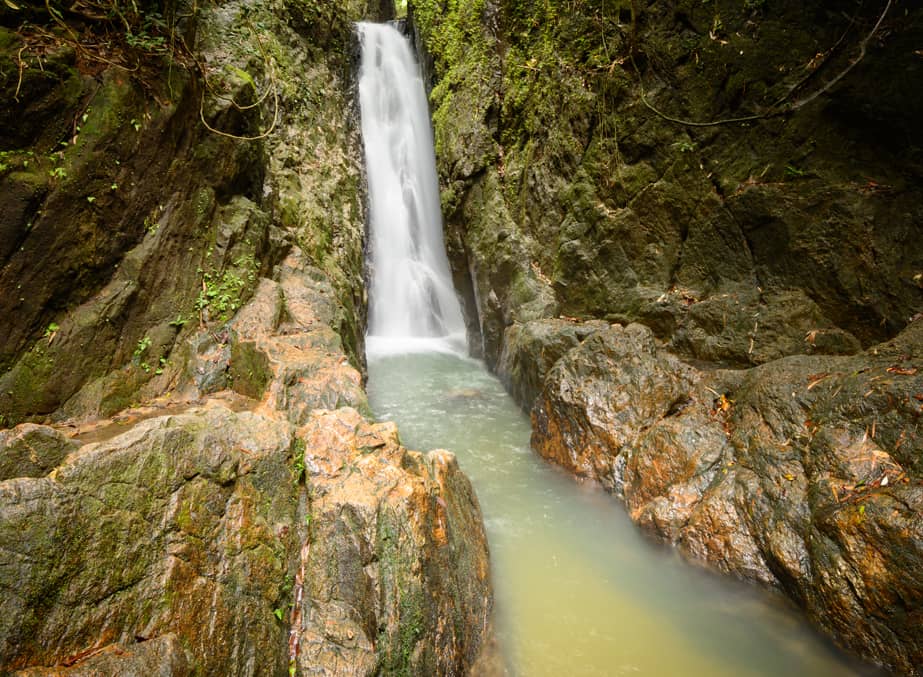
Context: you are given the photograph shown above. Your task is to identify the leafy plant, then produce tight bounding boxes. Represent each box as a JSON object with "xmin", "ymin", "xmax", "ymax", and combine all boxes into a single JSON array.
[
  {"xmin": 134, "ymin": 335, "xmax": 152, "ymax": 359},
  {"xmin": 291, "ymin": 438, "xmax": 306, "ymax": 485},
  {"xmin": 195, "ymin": 254, "xmax": 258, "ymax": 323}
]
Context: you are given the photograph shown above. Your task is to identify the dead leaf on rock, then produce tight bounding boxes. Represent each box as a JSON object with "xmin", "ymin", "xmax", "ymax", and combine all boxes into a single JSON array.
[{"xmin": 807, "ymin": 372, "xmax": 830, "ymax": 389}]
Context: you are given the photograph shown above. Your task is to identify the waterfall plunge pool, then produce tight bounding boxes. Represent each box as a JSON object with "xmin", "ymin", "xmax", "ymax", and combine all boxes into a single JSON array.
[{"xmin": 367, "ymin": 345, "xmax": 875, "ymax": 676}]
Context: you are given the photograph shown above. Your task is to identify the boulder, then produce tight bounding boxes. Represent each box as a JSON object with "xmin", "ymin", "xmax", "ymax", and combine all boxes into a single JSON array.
[
  {"xmin": 496, "ymin": 318, "xmax": 607, "ymax": 412},
  {"xmin": 293, "ymin": 408, "xmax": 491, "ymax": 675},
  {"xmin": 0, "ymin": 402, "xmax": 493, "ymax": 675},
  {"xmin": 532, "ymin": 320, "xmax": 923, "ymax": 673},
  {"xmin": 0, "ymin": 424, "xmax": 77, "ymax": 481},
  {"xmin": 0, "ymin": 406, "xmax": 297, "ymax": 675}
]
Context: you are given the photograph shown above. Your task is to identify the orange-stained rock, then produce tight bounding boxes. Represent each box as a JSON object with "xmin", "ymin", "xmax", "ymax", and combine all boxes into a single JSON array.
[
  {"xmin": 530, "ymin": 320, "xmax": 923, "ymax": 674},
  {"xmin": 292, "ymin": 408, "xmax": 491, "ymax": 676}
]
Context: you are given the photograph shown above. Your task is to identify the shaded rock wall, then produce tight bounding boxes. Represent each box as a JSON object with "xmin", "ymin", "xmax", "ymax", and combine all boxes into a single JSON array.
[
  {"xmin": 410, "ymin": 0, "xmax": 922, "ymax": 370},
  {"xmin": 0, "ymin": 0, "xmax": 379, "ymax": 426},
  {"xmin": 409, "ymin": 0, "xmax": 923, "ymax": 673}
]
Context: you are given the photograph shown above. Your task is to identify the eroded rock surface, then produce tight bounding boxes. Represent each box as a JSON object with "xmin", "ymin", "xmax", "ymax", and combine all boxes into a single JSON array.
[
  {"xmin": 294, "ymin": 408, "xmax": 490, "ymax": 676},
  {"xmin": 530, "ymin": 320, "xmax": 923, "ymax": 673},
  {"xmin": 0, "ymin": 244, "xmax": 492, "ymax": 674}
]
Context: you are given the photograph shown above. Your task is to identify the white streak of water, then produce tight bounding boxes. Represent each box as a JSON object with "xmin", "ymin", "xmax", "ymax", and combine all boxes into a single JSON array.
[{"xmin": 358, "ymin": 22, "xmax": 465, "ymax": 348}]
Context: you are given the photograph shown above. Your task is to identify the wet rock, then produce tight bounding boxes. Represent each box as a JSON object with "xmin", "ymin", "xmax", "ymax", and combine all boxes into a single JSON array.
[
  {"xmin": 668, "ymin": 287, "xmax": 863, "ymax": 366},
  {"xmin": 0, "ymin": 401, "xmax": 493, "ymax": 675},
  {"xmin": 16, "ymin": 634, "xmax": 192, "ymax": 676},
  {"xmin": 497, "ymin": 318, "xmax": 608, "ymax": 412},
  {"xmin": 0, "ymin": 406, "xmax": 297, "ymax": 675},
  {"xmin": 294, "ymin": 408, "xmax": 491, "ymax": 676},
  {"xmin": 532, "ymin": 319, "xmax": 923, "ymax": 673},
  {"xmin": 532, "ymin": 323, "xmax": 698, "ymax": 493}
]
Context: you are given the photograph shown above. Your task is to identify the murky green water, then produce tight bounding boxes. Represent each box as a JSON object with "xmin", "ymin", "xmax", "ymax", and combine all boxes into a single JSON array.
[{"xmin": 367, "ymin": 345, "xmax": 874, "ymax": 676}]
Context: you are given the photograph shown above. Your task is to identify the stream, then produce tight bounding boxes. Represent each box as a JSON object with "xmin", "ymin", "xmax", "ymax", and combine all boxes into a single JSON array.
[{"xmin": 357, "ymin": 21, "xmax": 873, "ymax": 676}]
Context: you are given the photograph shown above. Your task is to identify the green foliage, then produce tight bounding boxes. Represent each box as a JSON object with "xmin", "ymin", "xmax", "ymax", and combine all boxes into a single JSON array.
[
  {"xmin": 133, "ymin": 335, "xmax": 153, "ymax": 373},
  {"xmin": 0, "ymin": 149, "xmax": 34, "ymax": 173},
  {"xmin": 291, "ymin": 438, "xmax": 306, "ymax": 485},
  {"xmin": 168, "ymin": 314, "xmax": 187, "ymax": 328},
  {"xmin": 784, "ymin": 163, "xmax": 806, "ymax": 179},
  {"xmin": 5, "ymin": 0, "xmax": 179, "ymax": 68},
  {"xmin": 133, "ymin": 335, "xmax": 151, "ymax": 357},
  {"xmin": 124, "ymin": 13, "xmax": 169, "ymax": 52},
  {"xmin": 195, "ymin": 254, "xmax": 258, "ymax": 324}
]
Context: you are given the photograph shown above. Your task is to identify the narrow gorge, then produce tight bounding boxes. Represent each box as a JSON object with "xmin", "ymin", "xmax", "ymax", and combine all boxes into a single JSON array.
[{"xmin": 0, "ymin": 0, "xmax": 920, "ymax": 675}]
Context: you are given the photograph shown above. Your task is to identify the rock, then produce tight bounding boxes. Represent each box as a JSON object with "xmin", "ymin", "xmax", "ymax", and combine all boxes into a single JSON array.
[
  {"xmin": 664, "ymin": 287, "xmax": 862, "ymax": 366},
  {"xmin": 413, "ymin": 0, "xmax": 922, "ymax": 377},
  {"xmin": 0, "ymin": 424, "xmax": 77, "ymax": 481},
  {"xmin": 0, "ymin": 402, "xmax": 493, "ymax": 675},
  {"xmin": 532, "ymin": 323, "xmax": 698, "ymax": 493},
  {"xmin": 496, "ymin": 318, "xmax": 608, "ymax": 412},
  {"xmin": 0, "ymin": 406, "xmax": 297, "ymax": 675},
  {"xmin": 293, "ymin": 408, "xmax": 491, "ymax": 676},
  {"xmin": 531, "ymin": 318, "xmax": 923, "ymax": 673},
  {"xmin": 16, "ymin": 634, "xmax": 192, "ymax": 676}
]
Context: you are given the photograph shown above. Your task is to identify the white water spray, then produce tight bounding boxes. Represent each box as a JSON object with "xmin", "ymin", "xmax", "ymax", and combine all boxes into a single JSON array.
[{"xmin": 357, "ymin": 22, "xmax": 466, "ymax": 353}]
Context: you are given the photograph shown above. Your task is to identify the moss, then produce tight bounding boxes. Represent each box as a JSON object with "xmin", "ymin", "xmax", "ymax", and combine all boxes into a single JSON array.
[
  {"xmin": 374, "ymin": 507, "xmax": 428, "ymax": 675},
  {"xmin": 228, "ymin": 339, "xmax": 272, "ymax": 399},
  {"xmin": 0, "ymin": 344, "xmax": 56, "ymax": 424}
]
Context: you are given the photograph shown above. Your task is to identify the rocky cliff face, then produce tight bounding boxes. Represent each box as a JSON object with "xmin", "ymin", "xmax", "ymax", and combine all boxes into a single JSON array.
[
  {"xmin": 410, "ymin": 0, "xmax": 922, "ymax": 673},
  {"xmin": 411, "ymin": 0, "xmax": 922, "ymax": 369},
  {"xmin": 0, "ymin": 0, "xmax": 389, "ymax": 426},
  {"xmin": 0, "ymin": 1, "xmax": 493, "ymax": 674}
]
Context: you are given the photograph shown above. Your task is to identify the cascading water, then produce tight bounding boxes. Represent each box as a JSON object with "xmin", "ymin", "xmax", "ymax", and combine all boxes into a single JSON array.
[
  {"xmin": 358, "ymin": 21, "xmax": 872, "ymax": 677},
  {"xmin": 358, "ymin": 22, "xmax": 465, "ymax": 349}
]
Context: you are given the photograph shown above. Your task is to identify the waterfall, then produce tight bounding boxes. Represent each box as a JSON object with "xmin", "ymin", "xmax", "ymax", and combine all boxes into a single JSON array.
[{"xmin": 357, "ymin": 22, "xmax": 466, "ymax": 354}]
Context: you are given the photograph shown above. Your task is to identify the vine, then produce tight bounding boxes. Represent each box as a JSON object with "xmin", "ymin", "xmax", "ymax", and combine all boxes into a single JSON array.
[{"xmin": 631, "ymin": 0, "xmax": 893, "ymax": 127}]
